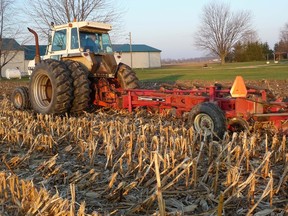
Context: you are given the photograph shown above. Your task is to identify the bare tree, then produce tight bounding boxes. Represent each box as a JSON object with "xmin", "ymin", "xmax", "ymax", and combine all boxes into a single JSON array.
[
  {"xmin": 194, "ymin": 2, "xmax": 252, "ymax": 65},
  {"xmin": 276, "ymin": 22, "xmax": 288, "ymax": 52},
  {"xmin": 280, "ymin": 23, "xmax": 288, "ymax": 43},
  {"xmin": 25, "ymin": 0, "xmax": 125, "ymax": 41},
  {"xmin": 241, "ymin": 30, "xmax": 259, "ymax": 44},
  {"xmin": 0, "ymin": 0, "xmax": 23, "ymax": 77}
]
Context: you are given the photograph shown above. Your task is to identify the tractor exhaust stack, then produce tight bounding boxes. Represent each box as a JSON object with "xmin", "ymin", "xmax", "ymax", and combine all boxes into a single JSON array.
[{"xmin": 27, "ymin": 27, "xmax": 41, "ymax": 64}]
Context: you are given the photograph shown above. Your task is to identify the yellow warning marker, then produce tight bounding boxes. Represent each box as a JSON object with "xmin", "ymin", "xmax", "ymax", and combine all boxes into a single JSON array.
[{"xmin": 230, "ymin": 76, "xmax": 247, "ymax": 97}]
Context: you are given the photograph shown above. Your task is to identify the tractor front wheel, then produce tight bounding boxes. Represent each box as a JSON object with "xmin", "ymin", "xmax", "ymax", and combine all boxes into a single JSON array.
[
  {"xmin": 29, "ymin": 59, "xmax": 73, "ymax": 114},
  {"xmin": 117, "ymin": 63, "xmax": 139, "ymax": 89},
  {"xmin": 11, "ymin": 86, "xmax": 30, "ymax": 110}
]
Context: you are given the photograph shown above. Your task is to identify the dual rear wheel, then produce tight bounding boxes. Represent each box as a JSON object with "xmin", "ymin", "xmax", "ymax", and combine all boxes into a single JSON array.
[{"xmin": 12, "ymin": 59, "xmax": 90, "ymax": 115}]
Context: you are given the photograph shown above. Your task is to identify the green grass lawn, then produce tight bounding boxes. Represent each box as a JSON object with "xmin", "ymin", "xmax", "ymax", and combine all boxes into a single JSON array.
[
  {"xmin": 135, "ymin": 61, "xmax": 288, "ymax": 82},
  {"xmin": 1, "ymin": 61, "xmax": 287, "ymax": 83}
]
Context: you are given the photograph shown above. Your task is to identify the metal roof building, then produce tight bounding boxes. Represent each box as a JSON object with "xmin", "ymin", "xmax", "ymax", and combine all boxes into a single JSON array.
[{"xmin": 112, "ymin": 44, "xmax": 162, "ymax": 68}]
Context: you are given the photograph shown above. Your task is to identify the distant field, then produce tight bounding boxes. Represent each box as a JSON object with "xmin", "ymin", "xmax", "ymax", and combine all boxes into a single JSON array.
[
  {"xmin": 135, "ymin": 61, "xmax": 288, "ymax": 82},
  {"xmin": 1, "ymin": 61, "xmax": 287, "ymax": 83}
]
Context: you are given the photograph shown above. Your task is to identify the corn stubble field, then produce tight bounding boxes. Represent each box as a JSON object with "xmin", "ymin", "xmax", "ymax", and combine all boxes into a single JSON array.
[{"xmin": 0, "ymin": 95, "xmax": 287, "ymax": 215}]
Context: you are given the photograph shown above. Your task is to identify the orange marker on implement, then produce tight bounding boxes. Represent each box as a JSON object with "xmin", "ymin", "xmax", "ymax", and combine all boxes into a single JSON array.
[{"xmin": 230, "ymin": 76, "xmax": 247, "ymax": 98}]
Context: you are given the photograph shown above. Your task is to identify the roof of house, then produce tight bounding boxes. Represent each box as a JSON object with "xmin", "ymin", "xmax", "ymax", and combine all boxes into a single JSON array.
[
  {"xmin": 112, "ymin": 44, "xmax": 161, "ymax": 53},
  {"xmin": 0, "ymin": 38, "xmax": 22, "ymax": 50},
  {"xmin": 24, "ymin": 45, "xmax": 47, "ymax": 60}
]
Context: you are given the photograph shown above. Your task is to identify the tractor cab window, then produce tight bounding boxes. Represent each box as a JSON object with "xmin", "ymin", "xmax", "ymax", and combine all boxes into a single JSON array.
[
  {"xmin": 80, "ymin": 32, "xmax": 100, "ymax": 53},
  {"xmin": 79, "ymin": 32, "xmax": 113, "ymax": 53},
  {"xmin": 70, "ymin": 28, "xmax": 79, "ymax": 49},
  {"xmin": 52, "ymin": 29, "xmax": 67, "ymax": 51},
  {"xmin": 101, "ymin": 33, "xmax": 113, "ymax": 53}
]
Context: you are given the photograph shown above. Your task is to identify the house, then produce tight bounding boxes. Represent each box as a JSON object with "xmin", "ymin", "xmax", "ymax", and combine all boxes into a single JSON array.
[
  {"xmin": 112, "ymin": 44, "xmax": 162, "ymax": 68},
  {"xmin": 0, "ymin": 38, "xmax": 24, "ymax": 75}
]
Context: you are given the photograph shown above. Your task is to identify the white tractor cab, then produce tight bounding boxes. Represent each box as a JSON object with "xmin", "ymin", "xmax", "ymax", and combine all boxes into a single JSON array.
[{"xmin": 44, "ymin": 21, "xmax": 121, "ymax": 78}]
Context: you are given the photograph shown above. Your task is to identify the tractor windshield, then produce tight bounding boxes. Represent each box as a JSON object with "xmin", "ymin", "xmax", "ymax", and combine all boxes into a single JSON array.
[{"xmin": 80, "ymin": 32, "xmax": 113, "ymax": 53}]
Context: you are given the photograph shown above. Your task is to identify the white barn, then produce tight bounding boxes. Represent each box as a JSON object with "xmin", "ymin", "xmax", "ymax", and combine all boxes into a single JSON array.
[{"xmin": 112, "ymin": 44, "xmax": 161, "ymax": 68}]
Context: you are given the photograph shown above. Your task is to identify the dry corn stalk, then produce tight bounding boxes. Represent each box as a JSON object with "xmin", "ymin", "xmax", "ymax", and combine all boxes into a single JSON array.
[
  {"xmin": 154, "ymin": 152, "xmax": 165, "ymax": 216},
  {"xmin": 0, "ymin": 98, "xmax": 287, "ymax": 215}
]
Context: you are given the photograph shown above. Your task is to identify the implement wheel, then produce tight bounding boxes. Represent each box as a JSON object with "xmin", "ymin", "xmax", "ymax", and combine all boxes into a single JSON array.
[
  {"xmin": 11, "ymin": 86, "xmax": 31, "ymax": 110},
  {"xmin": 228, "ymin": 117, "xmax": 250, "ymax": 133},
  {"xmin": 29, "ymin": 59, "xmax": 73, "ymax": 114},
  {"xmin": 64, "ymin": 60, "xmax": 91, "ymax": 114},
  {"xmin": 189, "ymin": 102, "xmax": 226, "ymax": 139},
  {"xmin": 117, "ymin": 63, "xmax": 139, "ymax": 89}
]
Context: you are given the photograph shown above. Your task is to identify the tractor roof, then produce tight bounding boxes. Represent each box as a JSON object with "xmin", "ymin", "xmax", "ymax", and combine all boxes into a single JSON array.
[{"xmin": 52, "ymin": 21, "xmax": 112, "ymax": 32}]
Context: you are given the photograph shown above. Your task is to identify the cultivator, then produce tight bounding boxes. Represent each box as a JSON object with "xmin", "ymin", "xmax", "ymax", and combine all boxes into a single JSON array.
[
  {"xmin": 11, "ymin": 20, "xmax": 288, "ymax": 137},
  {"xmin": 90, "ymin": 75, "xmax": 288, "ymax": 136}
]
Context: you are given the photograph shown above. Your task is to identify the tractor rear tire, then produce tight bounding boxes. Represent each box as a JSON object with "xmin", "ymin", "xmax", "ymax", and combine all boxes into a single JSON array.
[
  {"xmin": 29, "ymin": 59, "xmax": 73, "ymax": 115},
  {"xmin": 117, "ymin": 63, "xmax": 139, "ymax": 89},
  {"xmin": 189, "ymin": 102, "xmax": 226, "ymax": 139},
  {"xmin": 64, "ymin": 60, "xmax": 91, "ymax": 114},
  {"xmin": 11, "ymin": 86, "xmax": 31, "ymax": 110},
  {"xmin": 85, "ymin": 73, "xmax": 99, "ymax": 113}
]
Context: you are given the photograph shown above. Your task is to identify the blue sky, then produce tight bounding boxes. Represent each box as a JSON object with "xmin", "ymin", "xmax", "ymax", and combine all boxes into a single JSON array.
[{"xmin": 122, "ymin": 0, "xmax": 288, "ymax": 59}]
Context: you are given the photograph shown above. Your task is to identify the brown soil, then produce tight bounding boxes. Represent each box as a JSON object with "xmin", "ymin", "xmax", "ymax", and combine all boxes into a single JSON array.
[{"xmin": 0, "ymin": 80, "xmax": 29, "ymax": 99}]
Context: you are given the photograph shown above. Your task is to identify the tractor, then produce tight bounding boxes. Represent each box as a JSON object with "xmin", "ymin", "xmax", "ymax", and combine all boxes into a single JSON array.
[
  {"xmin": 11, "ymin": 21, "xmax": 288, "ymax": 138},
  {"xmin": 12, "ymin": 21, "xmax": 139, "ymax": 115}
]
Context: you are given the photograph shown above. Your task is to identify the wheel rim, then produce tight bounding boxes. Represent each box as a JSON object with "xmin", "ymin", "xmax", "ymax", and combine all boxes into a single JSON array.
[
  {"xmin": 33, "ymin": 72, "xmax": 53, "ymax": 109},
  {"xmin": 194, "ymin": 113, "xmax": 214, "ymax": 136},
  {"xmin": 14, "ymin": 92, "xmax": 23, "ymax": 107}
]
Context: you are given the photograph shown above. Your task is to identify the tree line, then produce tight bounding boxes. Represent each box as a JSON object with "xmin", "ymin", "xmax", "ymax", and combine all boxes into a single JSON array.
[{"xmin": 194, "ymin": 2, "xmax": 288, "ymax": 64}]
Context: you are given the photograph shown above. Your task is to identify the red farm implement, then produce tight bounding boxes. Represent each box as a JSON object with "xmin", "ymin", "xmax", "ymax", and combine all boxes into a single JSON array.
[{"xmin": 91, "ymin": 76, "xmax": 288, "ymax": 138}]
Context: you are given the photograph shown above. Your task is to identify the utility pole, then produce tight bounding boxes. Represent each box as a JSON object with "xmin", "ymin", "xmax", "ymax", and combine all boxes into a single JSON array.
[{"xmin": 129, "ymin": 32, "xmax": 133, "ymax": 68}]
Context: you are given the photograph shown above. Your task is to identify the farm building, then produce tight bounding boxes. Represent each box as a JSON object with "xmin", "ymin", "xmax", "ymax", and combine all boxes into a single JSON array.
[
  {"xmin": 0, "ymin": 38, "xmax": 25, "ymax": 77},
  {"xmin": 113, "ymin": 44, "xmax": 162, "ymax": 68}
]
